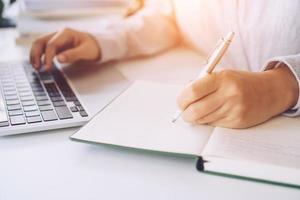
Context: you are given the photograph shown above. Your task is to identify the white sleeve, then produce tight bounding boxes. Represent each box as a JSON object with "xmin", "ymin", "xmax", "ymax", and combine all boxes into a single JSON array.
[
  {"xmin": 261, "ymin": 53, "xmax": 300, "ymax": 117},
  {"xmin": 94, "ymin": 0, "xmax": 180, "ymax": 63}
]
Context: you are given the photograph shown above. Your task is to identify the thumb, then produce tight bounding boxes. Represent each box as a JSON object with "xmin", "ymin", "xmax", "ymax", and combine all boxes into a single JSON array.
[{"xmin": 57, "ymin": 46, "xmax": 86, "ymax": 63}]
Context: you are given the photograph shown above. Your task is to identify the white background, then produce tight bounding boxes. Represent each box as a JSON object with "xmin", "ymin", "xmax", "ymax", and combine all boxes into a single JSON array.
[{"xmin": 0, "ymin": 29, "xmax": 299, "ymax": 200}]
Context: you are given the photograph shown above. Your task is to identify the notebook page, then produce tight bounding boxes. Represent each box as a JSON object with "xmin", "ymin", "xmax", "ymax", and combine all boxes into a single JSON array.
[
  {"xmin": 202, "ymin": 117, "xmax": 300, "ymax": 169},
  {"xmin": 72, "ymin": 81, "xmax": 214, "ymax": 156}
]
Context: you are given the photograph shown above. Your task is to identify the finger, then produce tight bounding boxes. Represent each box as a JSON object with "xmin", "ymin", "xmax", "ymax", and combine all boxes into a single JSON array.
[
  {"xmin": 177, "ymin": 73, "xmax": 218, "ymax": 111},
  {"xmin": 30, "ymin": 33, "xmax": 55, "ymax": 70},
  {"xmin": 57, "ymin": 43, "xmax": 91, "ymax": 63},
  {"xmin": 208, "ymin": 116, "xmax": 231, "ymax": 128},
  {"xmin": 196, "ymin": 102, "xmax": 230, "ymax": 125},
  {"xmin": 44, "ymin": 42, "xmax": 57, "ymax": 71},
  {"xmin": 181, "ymin": 91, "xmax": 224, "ymax": 122},
  {"xmin": 44, "ymin": 30, "xmax": 75, "ymax": 71}
]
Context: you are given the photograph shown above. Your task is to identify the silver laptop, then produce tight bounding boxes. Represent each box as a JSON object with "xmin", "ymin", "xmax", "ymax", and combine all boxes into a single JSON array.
[{"xmin": 0, "ymin": 61, "xmax": 91, "ymax": 136}]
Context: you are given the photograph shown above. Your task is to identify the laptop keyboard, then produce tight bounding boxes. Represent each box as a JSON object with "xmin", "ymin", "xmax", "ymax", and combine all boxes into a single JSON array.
[{"xmin": 0, "ymin": 62, "xmax": 88, "ymax": 128}]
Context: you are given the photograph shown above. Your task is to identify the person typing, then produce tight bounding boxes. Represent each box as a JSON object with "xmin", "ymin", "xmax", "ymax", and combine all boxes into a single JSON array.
[{"xmin": 30, "ymin": 0, "xmax": 300, "ymax": 128}]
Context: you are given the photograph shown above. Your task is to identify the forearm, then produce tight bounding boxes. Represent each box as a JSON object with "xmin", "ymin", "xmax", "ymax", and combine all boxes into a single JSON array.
[{"xmin": 96, "ymin": 0, "xmax": 180, "ymax": 63}]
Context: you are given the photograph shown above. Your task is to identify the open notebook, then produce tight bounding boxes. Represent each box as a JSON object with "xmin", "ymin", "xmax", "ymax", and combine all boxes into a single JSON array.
[{"xmin": 71, "ymin": 81, "xmax": 300, "ymax": 188}]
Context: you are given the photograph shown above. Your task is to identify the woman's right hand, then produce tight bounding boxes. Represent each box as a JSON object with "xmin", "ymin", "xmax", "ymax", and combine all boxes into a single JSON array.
[{"xmin": 30, "ymin": 28, "xmax": 101, "ymax": 71}]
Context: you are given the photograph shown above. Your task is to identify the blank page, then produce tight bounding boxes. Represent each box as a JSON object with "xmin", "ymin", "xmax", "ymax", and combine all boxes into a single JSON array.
[
  {"xmin": 203, "ymin": 116, "xmax": 300, "ymax": 169},
  {"xmin": 72, "ymin": 81, "xmax": 214, "ymax": 156}
]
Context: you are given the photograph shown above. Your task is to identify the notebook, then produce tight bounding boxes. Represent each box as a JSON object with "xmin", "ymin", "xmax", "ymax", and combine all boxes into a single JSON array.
[{"xmin": 70, "ymin": 81, "xmax": 300, "ymax": 188}]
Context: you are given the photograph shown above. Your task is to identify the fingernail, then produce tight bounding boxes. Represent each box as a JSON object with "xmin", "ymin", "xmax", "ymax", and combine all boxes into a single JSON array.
[
  {"xmin": 57, "ymin": 54, "xmax": 66, "ymax": 62},
  {"xmin": 34, "ymin": 62, "xmax": 39, "ymax": 69}
]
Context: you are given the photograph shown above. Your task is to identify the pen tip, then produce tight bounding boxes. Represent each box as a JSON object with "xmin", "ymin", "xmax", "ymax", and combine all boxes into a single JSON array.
[
  {"xmin": 172, "ymin": 117, "xmax": 180, "ymax": 123},
  {"xmin": 172, "ymin": 110, "xmax": 182, "ymax": 123}
]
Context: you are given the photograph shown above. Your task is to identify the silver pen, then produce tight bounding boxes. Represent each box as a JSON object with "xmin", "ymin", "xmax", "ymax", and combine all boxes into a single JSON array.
[{"xmin": 172, "ymin": 31, "xmax": 235, "ymax": 123}]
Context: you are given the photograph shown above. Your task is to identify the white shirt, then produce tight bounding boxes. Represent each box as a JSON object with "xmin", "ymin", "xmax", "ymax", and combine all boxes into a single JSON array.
[{"xmin": 95, "ymin": 0, "xmax": 300, "ymax": 116}]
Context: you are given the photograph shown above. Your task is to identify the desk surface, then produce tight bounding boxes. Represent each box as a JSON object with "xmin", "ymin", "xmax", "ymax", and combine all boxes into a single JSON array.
[{"xmin": 0, "ymin": 29, "xmax": 299, "ymax": 200}]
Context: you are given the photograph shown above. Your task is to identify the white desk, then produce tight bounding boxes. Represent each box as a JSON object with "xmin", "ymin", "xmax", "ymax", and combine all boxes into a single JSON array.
[{"xmin": 0, "ymin": 29, "xmax": 299, "ymax": 200}]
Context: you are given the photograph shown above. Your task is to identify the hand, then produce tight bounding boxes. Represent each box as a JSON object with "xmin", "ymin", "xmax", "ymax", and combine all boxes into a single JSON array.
[
  {"xmin": 30, "ymin": 28, "xmax": 101, "ymax": 71},
  {"xmin": 177, "ymin": 66, "xmax": 298, "ymax": 128}
]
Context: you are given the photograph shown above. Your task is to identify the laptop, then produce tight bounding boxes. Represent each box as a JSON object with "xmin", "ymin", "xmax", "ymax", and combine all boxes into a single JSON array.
[{"xmin": 0, "ymin": 61, "xmax": 91, "ymax": 136}]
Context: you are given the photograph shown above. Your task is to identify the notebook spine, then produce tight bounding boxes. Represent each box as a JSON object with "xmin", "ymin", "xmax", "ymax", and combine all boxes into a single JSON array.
[{"xmin": 196, "ymin": 156, "xmax": 205, "ymax": 171}]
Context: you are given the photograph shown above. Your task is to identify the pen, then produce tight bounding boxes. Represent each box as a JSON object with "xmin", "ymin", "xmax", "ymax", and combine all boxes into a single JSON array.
[{"xmin": 171, "ymin": 31, "xmax": 235, "ymax": 123}]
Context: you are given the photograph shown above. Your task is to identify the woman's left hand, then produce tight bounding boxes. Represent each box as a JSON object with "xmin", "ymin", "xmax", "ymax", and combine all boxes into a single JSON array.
[{"xmin": 177, "ymin": 66, "xmax": 298, "ymax": 128}]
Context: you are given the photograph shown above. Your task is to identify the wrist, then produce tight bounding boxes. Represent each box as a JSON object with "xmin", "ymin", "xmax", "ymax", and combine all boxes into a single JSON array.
[
  {"xmin": 261, "ymin": 64, "xmax": 299, "ymax": 114},
  {"xmin": 86, "ymin": 33, "xmax": 102, "ymax": 62}
]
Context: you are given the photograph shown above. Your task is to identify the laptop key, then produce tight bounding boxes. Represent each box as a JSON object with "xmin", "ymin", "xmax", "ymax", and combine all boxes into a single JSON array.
[
  {"xmin": 19, "ymin": 91, "xmax": 32, "ymax": 97},
  {"xmin": 41, "ymin": 110, "xmax": 58, "ymax": 121},
  {"xmin": 65, "ymin": 96, "xmax": 78, "ymax": 102},
  {"xmin": 10, "ymin": 115, "xmax": 26, "ymax": 125},
  {"xmin": 1, "ymin": 77, "xmax": 13, "ymax": 82},
  {"xmin": 8, "ymin": 110, "xmax": 23, "ymax": 116},
  {"xmin": 53, "ymin": 101, "xmax": 66, "ymax": 107},
  {"xmin": 44, "ymin": 82, "xmax": 58, "ymax": 91},
  {"xmin": 49, "ymin": 92, "xmax": 60, "ymax": 97},
  {"xmin": 3, "ymin": 87, "xmax": 16, "ymax": 92},
  {"xmin": 64, "ymin": 92, "xmax": 75, "ymax": 98},
  {"xmin": 22, "ymin": 100, "xmax": 35, "ymax": 106},
  {"xmin": 18, "ymin": 88, "xmax": 31, "ymax": 93},
  {"xmin": 73, "ymin": 101, "xmax": 81, "ymax": 106},
  {"xmin": 5, "ymin": 95, "xmax": 18, "ymax": 101},
  {"xmin": 37, "ymin": 100, "xmax": 51, "ymax": 106},
  {"xmin": 39, "ymin": 72, "xmax": 53, "ymax": 81},
  {"xmin": 31, "ymin": 87, "xmax": 44, "ymax": 92},
  {"xmin": 0, "ymin": 121, "xmax": 9, "ymax": 127},
  {"xmin": 70, "ymin": 106, "xmax": 78, "ymax": 112},
  {"xmin": 54, "ymin": 106, "xmax": 73, "ymax": 119},
  {"xmin": 15, "ymin": 81, "xmax": 28, "ymax": 85},
  {"xmin": 20, "ymin": 96, "xmax": 34, "ymax": 101},
  {"xmin": 27, "ymin": 115, "xmax": 42, "ymax": 124},
  {"xmin": 25, "ymin": 111, "xmax": 40, "ymax": 117},
  {"xmin": 6, "ymin": 100, "xmax": 20, "ymax": 105},
  {"xmin": 0, "ymin": 91, "xmax": 8, "ymax": 118},
  {"xmin": 30, "ymin": 85, "xmax": 43, "ymax": 91},
  {"xmin": 39, "ymin": 105, "xmax": 53, "ymax": 111},
  {"xmin": 35, "ymin": 96, "xmax": 49, "ymax": 101},
  {"xmin": 7, "ymin": 104, "xmax": 21, "ymax": 111},
  {"xmin": 3, "ymin": 84, "xmax": 15, "ymax": 88},
  {"xmin": 17, "ymin": 85, "xmax": 31, "ymax": 90},
  {"xmin": 30, "ymin": 81, "xmax": 42, "ymax": 87},
  {"xmin": 33, "ymin": 91, "xmax": 46, "ymax": 96},
  {"xmin": 77, "ymin": 106, "xmax": 84, "ymax": 111},
  {"xmin": 4, "ymin": 90, "xmax": 17, "ymax": 96},
  {"xmin": 79, "ymin": 110, "xmax": 88, "ymax": 117},
  {"xmin": 50, "ymin": 96, "xmax": 63, "ymax": 102},
  {"xmin": 23, "ymin": 105, "xmax": 38, "ymax": 112}
]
